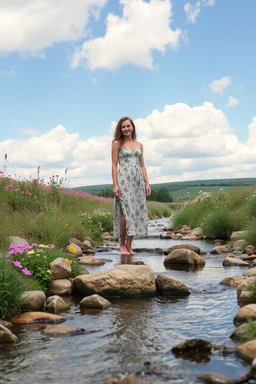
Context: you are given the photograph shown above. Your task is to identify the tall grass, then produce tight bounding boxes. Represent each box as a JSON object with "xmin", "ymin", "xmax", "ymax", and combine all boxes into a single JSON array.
[
  {"xmin": 147, "ymin": 201, "xmax": 172, "ymax": 218},
  {"xmin": 172, "ymin": 187, "xmax": 255, "ymax": 238}
]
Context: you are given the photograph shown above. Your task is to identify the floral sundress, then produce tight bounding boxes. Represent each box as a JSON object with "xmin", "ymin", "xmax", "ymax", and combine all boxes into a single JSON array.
[{"xmin": 114, "ymin": 146, "xmax": 148, "ymax": 239}]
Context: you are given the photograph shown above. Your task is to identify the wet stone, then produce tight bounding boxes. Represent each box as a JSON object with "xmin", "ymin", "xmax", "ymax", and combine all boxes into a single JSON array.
[
  {"xmin": 9, "ymin": 311, "xmax": 65, "ymax": 325},
  {"xmin": 172, "ymin": 338, "xmax": 212, "ymax": 362},
  {"xmin": 42, "ymin": 325, "xmax": 86, "ymax": 337}
]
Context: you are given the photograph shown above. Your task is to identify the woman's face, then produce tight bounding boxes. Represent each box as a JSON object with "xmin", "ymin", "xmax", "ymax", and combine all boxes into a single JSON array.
[{"xmin": 121, "ymin": 119, "xmax": 133, "ymax": 137}]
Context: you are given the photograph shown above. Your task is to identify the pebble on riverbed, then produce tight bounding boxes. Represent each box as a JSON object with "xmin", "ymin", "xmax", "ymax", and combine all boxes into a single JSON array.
[{"xmin": 0, "ymin": 324, "xmax": 18, "ymax": 343}]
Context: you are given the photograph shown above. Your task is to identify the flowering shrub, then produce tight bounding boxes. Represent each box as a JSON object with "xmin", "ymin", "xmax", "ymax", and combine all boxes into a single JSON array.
[
  {"xmin": 79, "ymin": 208, "xmax": 113, "ymax": 239},
  {"xmin": 7, "ymin": 243, "xmax": 82, "ymax": 292}
]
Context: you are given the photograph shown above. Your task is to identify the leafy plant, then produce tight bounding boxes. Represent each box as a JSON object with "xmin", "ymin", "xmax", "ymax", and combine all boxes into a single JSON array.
[
  {"xmin": 7, "ymin": 243, "xmax": 82, "ymax": 292},
  {"xmin": 79, "ymin": 208, "xmax": 113, "ymax": 239},
  {"xmin": 0, "ymin": 256, "xmax": 37, "ymax": 319}
]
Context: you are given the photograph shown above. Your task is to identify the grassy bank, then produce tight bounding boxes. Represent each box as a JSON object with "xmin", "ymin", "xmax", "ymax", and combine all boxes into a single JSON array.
[
  {"xmin": 0, "ymin": 173, "xmax": 172, "ymax": 318},
  {"xmin": 173, "ymin": 187, "xmax": 256, "ymax": 241}
]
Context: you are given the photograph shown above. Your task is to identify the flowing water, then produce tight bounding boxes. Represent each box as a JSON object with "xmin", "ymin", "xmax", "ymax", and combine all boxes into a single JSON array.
[{"xmin": 0, "ymin": 219, "xmax": 252, "ymax": 383}]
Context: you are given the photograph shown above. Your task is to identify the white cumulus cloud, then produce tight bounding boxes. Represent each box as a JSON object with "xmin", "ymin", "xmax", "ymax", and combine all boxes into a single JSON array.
[
  {"xmin": 71, "ymin": 0, "xmax": 182, "ymax": 70},
  {"xmin": 226, "ymin": 96, "xmax": 239, "ymax": 108},
  {"xmin": 0, "ymin": 0, "xmax": 107, "ymax": 55},
  {"xmin": 209, "ymin": 76, "xmax": 231, "ymax": 94},
  {"xmin": 184, "ymin": 0, "xmax": 216, "ymax": 24},
  {"xmin": 2, "ymin": 103, "xmax": 256, "ymax": 186}
]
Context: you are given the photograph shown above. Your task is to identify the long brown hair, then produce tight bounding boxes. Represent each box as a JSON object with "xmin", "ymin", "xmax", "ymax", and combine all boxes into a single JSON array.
[{"xmin": 113, "ymin": 116, "xmax": 137, "ymax": 144}]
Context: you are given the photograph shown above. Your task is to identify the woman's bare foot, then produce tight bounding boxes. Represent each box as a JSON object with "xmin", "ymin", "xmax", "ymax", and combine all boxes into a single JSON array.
[
  {"xmin": 120, "ymin": 244, "xmax": 130, "ymax": 255},
  {"xmin": 127, "ymin": 247, "xmax": 136, "ymax": 255}
]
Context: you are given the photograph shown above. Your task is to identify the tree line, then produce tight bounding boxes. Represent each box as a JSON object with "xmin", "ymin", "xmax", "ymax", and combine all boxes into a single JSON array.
[{"xmin": 91, "ymin": 187, "xmax": 173, "ymax": 202}]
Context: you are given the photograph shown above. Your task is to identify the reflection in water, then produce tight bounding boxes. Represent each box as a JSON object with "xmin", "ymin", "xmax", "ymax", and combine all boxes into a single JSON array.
[{"xmin": 121, "ymin": 254, "xmax": 133, "ymax": 264}]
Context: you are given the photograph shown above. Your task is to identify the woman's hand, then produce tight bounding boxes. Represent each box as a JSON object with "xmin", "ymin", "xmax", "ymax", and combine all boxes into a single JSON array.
[
  {"xmin": 146, "ymin": 184, "xmax": 151, "ymax": 196},
  {"xmin": 113, "ymin": 184, "xmax": 120, "ymax": 198}
]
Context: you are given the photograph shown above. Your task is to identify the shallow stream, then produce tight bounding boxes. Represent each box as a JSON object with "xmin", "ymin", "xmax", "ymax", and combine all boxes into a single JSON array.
[{"xmin": 0, "ymin": 218, "xmax": 252, "ymax": 383}]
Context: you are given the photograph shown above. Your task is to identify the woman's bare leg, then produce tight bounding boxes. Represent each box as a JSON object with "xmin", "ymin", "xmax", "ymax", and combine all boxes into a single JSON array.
[
  {"xmin": 120, "ymin": 216, "xmax": 130, "ymax": 255},
  {"xmin": 126, "ymin": 235, "xmax": 136, "ymax": 255}
]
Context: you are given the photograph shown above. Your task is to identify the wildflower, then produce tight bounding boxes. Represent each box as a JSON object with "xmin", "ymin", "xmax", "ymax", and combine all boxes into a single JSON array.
[
  {"xmin": 65, "ymin": 223, "xmax": 69, "ymax": 227},
  {"xmin": 64, "ymin": 258, "xmax": 73, "ymax": 264},
  {"xmin": 12, "ymin": 261, "xmax": 23, "ymax": 269},
  {"xmin": 22, "ymin": 268, "xmax": 32, "ymax": 276},
  {"xmin": 27, "ymin": 250, "xmax": 35, "ymax": 255},
  {"xmin": 69, "ymin": 245, "xmax": 76, "ymax": 253},
  {"xmin": 47, "ymin": 269, "xmax": 52, "ymax": 275}
]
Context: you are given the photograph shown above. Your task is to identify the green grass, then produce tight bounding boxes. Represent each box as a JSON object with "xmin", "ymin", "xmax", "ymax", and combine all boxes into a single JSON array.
[
  {"xmin": 243, "ymin": 318, "xmax": 256, "ymax": 341},
  {"xmin": 147, "ymin": 201, "xmax": 172, "ymax": 218},
  {"xmin": 0, "ymin": 256, "xmax": 39, "ymax": 319}
]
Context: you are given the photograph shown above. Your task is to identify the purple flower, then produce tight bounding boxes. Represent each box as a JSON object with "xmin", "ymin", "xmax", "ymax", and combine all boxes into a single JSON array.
[
  {"xmin": 22, "ymin": 268, "xmax": 32, "ymax": 276},
  {"xmin": 12, "ymin": 261, "xmax": 23, "ymax": 269}
]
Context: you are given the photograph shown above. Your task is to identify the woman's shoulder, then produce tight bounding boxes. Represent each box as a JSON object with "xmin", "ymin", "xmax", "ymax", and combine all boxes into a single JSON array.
[
  {"xmin": 112, "ymin": 140, "xmax": 120, "ymax": 148},
  {"xmin": 136, "ymin": 141, "xmax": 143, "ymax": 150}
]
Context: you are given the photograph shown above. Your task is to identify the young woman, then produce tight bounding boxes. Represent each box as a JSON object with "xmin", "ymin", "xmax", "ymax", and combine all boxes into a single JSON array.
[{"xmin": 112, "ymin": 116, "xmax": 151, "ymax": 255}]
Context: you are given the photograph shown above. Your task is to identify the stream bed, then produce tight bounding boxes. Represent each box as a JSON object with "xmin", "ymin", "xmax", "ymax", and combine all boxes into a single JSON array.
[{"xmin": 0, "ymin": 218, "xmax": 252, "ymax": 384}]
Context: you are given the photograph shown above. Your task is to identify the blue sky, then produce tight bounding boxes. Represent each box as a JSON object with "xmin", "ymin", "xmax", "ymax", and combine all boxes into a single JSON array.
[{"xmin": 1, "ymin": 0, "xmax": 256, "ymax": 186}]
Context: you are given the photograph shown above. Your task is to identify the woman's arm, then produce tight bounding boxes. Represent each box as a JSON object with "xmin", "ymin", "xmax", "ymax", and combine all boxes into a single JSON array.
[
  {"xmin": 111, "ymin": 140, "xmax": 120, "ymax": 197},
  {"xmin": 139, "ymin": 143, "xmax": 151, "ymax": 196}
]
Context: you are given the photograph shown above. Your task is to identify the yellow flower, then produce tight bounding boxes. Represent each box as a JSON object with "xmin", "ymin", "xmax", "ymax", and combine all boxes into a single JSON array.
[
  {"xmin": 64, "ymin": 258, "xmax": 73, "ymax": 265},
  {"xmin": 47, "ymin": 269, "xmax": 52, "ymax": 275},
  {"xmin": 69, "ymin": 245, "xmax": 76, "ymax": 253},
  {"xmin": 65, "ymin": 223, "xmax": 69, "ymax": 227}
]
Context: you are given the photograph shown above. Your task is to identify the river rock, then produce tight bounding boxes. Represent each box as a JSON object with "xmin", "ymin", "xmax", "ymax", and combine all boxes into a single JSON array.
[
  {"xmin": 0, "ymin": 325, "xmax": 18, "ymax": 343},
  {"xmin": 9, "ymin": 236, "xmax": 28, "ymax": 246},
  {"xmin": 80, "ymin": 294, "xmax": 112, "ymax": 309},
  {"xmin": 10, "ymin": 311, "xmax": 64, "ymax": 324},
  {"xmin": 164, "ymin": 249, "xmax": 205, "ymax": 267},
  {"xmin": 222, "ymin": 257, "xmax": 249, "ymax": 267},
  {"xmin": 73, "ymin": 265, "xmax": 156, "ymax": 297},
  {"xmin": 241, "ymin": 255, "xmax": 256, "ymax": 262},
  {"xmin": 244, "ymin": 268, "xmax": 256, "ymax": 277},
  {"xmin": 19, "ymin": 290, "xmax": 46, "ymax": 311},
  {"xmin": 172, "ymin": 338, "xmax": 212, "ymax": 357},
  {"xmin": 230, "ymin": 323, "xmax": 249, "ymax": 341},
  {"xmin": 48, "ymin": 279, "xmax": 72, "ymax": 295},
  {"xmin": 0, "ymin": 320, "xmax": 12, "ymax": 329},
  {"xmin": 236, "ymin": 340, "xmax": 256, "ymax": 362},
  {"xmin": 82, "ymin": 240, "xmax": 92, "ymax": 249},
  {"xmin": 190, "ymin": 227, "xmax": 203, "ymax": 237},
  {"xmin": 210, "ymin": 246, "xmax": 229, "ymax": 254},
  {"xmin": 167, "ymin": 244, "xmax": 200, "ymax": 254},
  {"xmin": 156, "ymin": 275, "xmax": 190, "ymax": 296},
  {"xmin": 42, "ymin": 325, "xmax": 86, "ymax": 336},
  {"xmin": 234, "ymin": 304, "xmax": 256, "ymax": 325},
  {"xmin": 233, "ymin": 239, "xmax": 247, "ymax": 252},
  {"xmin": 220, "ymin": 276, "xmax": 248, "ymax": 287},
  {"xmin": 82, "ymin": 249, "xmax": 96, "ymax": 255},
  {"xmin": 245, "ymin": 245, "xmax": 256, "ymax": 256},
  {"xmin": 199, "ymin": 373, "xmax": 233, "ymax": 384},
  {"xmin": 78, "ymin": 256, "xmax": 105, "ymax": 265},
  {"xmin": 50, "ymin": 258, "xmax": 71, "ymax": 279},
  {"xmin": 231, "ymin": 230, "xmax": 248, "ymax": 241},
  {"xmin": 65, "ymin": 243, "xmax": 82, "ymax": 256},
  {"xmin": 45, "ymin": 295, "xmax": 70, "ymax": 313},
  {"xmin": 68, "ymin": 238, "xmax": 83, "ymax": 247}
]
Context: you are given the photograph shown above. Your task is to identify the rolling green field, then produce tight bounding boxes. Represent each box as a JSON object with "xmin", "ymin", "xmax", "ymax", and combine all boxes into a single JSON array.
[{"xmin": 74, "ymin": 178, "xmax": 256, "ymax": 201}]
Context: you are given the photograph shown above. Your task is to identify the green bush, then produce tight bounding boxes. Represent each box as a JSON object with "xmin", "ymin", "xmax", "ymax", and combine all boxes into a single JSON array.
[
  {"xmin": 245, "ymin": 194, "xmax": 256, "ymax": 217},
  {"xmin": 79, "ymin": 208, "xmax": 113, "ymax": 239},
  {"xmin": 7, "ymin": 243, "xmax": 82, "ymax": 292},
  {"xmin": 202, "ymin": 208, "xmax": 243, "ymax": 239},
  {"xmin": 0, "ymin": 256, "xmax": 38, "ymax": 319},
  {"xmin": 244, "ymin": 217, "xmax": 256, "ymax": 246}
]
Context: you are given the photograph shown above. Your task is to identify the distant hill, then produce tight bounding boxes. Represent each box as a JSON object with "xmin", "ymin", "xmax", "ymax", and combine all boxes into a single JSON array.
[{"xmin": 73, "ymin": 177, "xmax": 256, "ymax": 200}]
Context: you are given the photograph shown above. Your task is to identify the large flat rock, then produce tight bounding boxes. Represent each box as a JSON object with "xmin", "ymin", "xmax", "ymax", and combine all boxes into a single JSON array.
[{"xmin": 73, "ymin": 265, "xmax": 156, "ymax": 297}]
